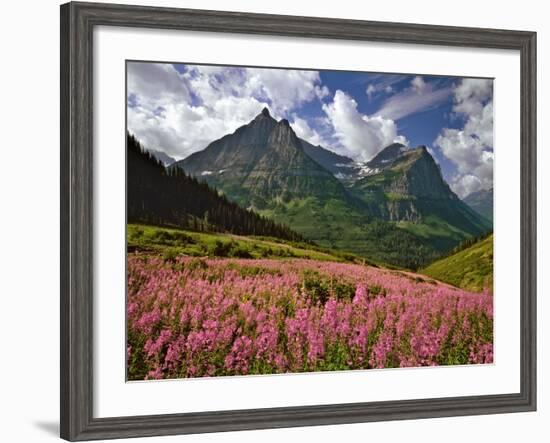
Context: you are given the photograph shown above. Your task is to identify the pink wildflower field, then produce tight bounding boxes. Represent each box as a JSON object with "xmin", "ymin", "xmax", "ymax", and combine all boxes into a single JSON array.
[{"xmin": 127, "ymin": 254, "xmax": 493, "ymax": 380}]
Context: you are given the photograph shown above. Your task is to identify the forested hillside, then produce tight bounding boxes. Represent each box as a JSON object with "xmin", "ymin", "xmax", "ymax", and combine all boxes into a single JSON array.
[{"xmin": 127, "ymin": 133, "xmax": 305, "ymax": 242}]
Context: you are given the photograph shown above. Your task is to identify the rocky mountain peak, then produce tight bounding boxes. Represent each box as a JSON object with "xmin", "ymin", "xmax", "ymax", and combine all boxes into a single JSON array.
[
  {"xmin": 367, "ymin": 142, "xmax": 409, "ymax": 170},
  {"xmin": 253, "ymin": 106, "xmax": 275, "ymax": 123},
  {"xmin": 267, "ymin": 118, "xmax": 301, "ymax": 149}
]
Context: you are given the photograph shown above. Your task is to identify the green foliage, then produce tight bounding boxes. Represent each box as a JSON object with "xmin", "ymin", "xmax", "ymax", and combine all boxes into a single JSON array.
[
  {"xmin": 127, "ymin": 133, "xmax": 492, "ymax": 272},
  {"xmin": 355, "ymin": 220, "xmax": 441, "ymax": 270},
  {"xmin": 261, "ymin": 198, "xmax": 439, "ymax": 270},
  {"xmin": 128, "ymin": 224, "xmax": 349, "ymax": 262},
  {"xmin": 421, "ymin": 234, "xmax": 493, "ymax": 293},
  {"xmin": 299, "ymin": 269, "xmax": 356, "ymax": 305},
  {"xmin": 162, "ymin": 248, "xmax": 179, "ymax": 262},
  {"xmin": 127, "ymin": 132, "xmax": 305, "ymax": 243},
  {"xmin": 209, "ymin": 240, "xmax": 254, "ymax": 258}
]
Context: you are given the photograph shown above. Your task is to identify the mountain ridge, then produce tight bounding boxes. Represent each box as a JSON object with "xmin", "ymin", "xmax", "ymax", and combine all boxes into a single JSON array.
[
  {"xmin": 169, "ymin": 109, "xmax": 491, "ymax": 266},
  {"xmin": 350, "ymin": 143, "xmax": 491, "ymax": 250},
  {"xmin": 171, "ymin": 108, "xmax": 350, "ymax": 208},
  {"xmin": 463, "ymin": 187, "xmax": 493, "ymax": 221}
]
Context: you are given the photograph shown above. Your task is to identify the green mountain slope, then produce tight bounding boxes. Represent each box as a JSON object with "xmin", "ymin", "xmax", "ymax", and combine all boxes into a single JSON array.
[
  {"xmin": 171, "ymin": 109, "xmax": 348, "ymax": 208},
  {"xmin": 128, "ymin": 223, "xmax": 368, "ymax": 264},
  {"xmin": 169, "ymin": 110, "xmax": 491, "ymax": 269},
  {"xmin": 421, "ymin": 234, "xmax": 493, "ymax": 292},
  {"xmin": 171, "ymin": 111, "xmax": 441, "ymax": 269},
  {"xmin": 127, "ymin": 133, "xmax": 304, "ymax": 242},
  {"xmin": 351, "ymin": 145, "xmax": 492, "ymax": 252}
]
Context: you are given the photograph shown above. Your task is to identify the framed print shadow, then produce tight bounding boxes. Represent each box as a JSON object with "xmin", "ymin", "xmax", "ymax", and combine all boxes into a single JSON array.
[{"xmin": 60, "ymin": 1, "xmax": 537, "ymax": 441}]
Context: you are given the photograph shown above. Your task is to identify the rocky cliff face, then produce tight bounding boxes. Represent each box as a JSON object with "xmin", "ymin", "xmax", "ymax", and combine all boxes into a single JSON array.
[
  {"xmin": 171, "ymin": 111, "xmax": 490, "ymax": 255},
  {"xmin": 242, "ymin": 119, "xmax": 346, "ymax": 205},
  {"xmin": 351, "ymin": 145, "xmax": 490, "ymax": 237},
  {"xmin": 172, "ymin": 107, "xmax": 277, "ymax": 185},
  {"xmin": 172, "ymin": 109, "xmax": 347, "ymax": 208}
]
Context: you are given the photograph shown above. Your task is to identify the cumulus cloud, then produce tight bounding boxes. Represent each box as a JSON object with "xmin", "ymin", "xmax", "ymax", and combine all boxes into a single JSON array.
[
  {"xmin": 241, "ymin": 68, "xmax": 325, "ymax": 115},
  {"xmin": 290, "ymin": 114, "xmax": 332, "ymax": 148},
  {"xmin": 127, "ymin": 63, "xmax": 190, "ymax": 103},
  {"xmin": 322, "ymin": 90, "xmax": 408, "ymax": 162},
  {"xmin": 450, "ymin": 174, "xmax": 483, "ymax": 199},
  {"xmin": 434, "ymin": 78, "xmax": 493, "ymax": 198},
  {"xmin": 376, "ymin": 76, "xmax": 453, "ymax": 120},
  {"xmin": 127, "ymin": 62, "xmax": 326, "ymax": 159}
]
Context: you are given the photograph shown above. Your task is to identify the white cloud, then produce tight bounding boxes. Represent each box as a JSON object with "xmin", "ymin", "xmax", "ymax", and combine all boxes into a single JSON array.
[
  {"xmin": 315, "ymin": 85, "xmax": 330, "ymax": 99},
  {"xmin": 127, "ymin": 62, "xmax": 190, "ymax": 103},
  {"xmin": 127, "ymin": 63, "xmax": 326, "ymax": 159},
  {"xmin": 375, "ymin": 76, "xmax": 453, "ymax": 120},
  {"xmin": 363, "ymin": 74, "xmax": 407, "ymax": 101},
  {"xmin": 322, "ymin": 90, "xmax": 407, "ymax": 162},
  {"xmin": 434, "ymin": 78, "xmax": 493, "ymax": 198},
  {"xmin": 454, "ymin": 78, "xmax": 492, "ymax": 116},
  {"xmin": 366, "ymin": 83, "xmax": 395, "ymax": 101},
  {"xmin": 290, "ymin": 114, "xmax": 331, "ymax": 147},
  {"xmin": 411, "ymin": 75, "xmax": 427, "ymax": 92},
  {"xmin": 450, "ymin": 174, "xmax": 483, "ymax": 199},
  {"xmin": 366, "ymin": 84, "xmax": 376, "ymax": 100},
  {"xmin": 238, "ymin": 68, "xmax": 324, "ymax": 116}
]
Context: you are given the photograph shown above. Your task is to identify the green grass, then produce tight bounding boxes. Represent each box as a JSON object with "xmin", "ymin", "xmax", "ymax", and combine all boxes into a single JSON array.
[
  {"xmin": 384, "ymin": 192, "xmax": 414, "ymax": 202},
  {"xmin": 257, "ymin": 196, "xmax": 441, "ymax": 270},
  {"xmin": 396, "ymin": 215, "xmax": 471, "ymax": 251},
  {"xmin": 421, "ymin": 234, "xmax": 493, "ymax": 293},
  {"xmin": 259, "ymin": 197, "xmax": 372, "ymax": 253},
  {"xmin": 127, "ymin": 223, "xmax": 368, "ymax": 264}
]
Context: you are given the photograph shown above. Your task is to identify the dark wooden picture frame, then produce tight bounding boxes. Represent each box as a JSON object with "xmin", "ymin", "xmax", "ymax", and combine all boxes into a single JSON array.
[{"xmin": 60, "ymin": 1, "xmax": 537, "ymax": 440}]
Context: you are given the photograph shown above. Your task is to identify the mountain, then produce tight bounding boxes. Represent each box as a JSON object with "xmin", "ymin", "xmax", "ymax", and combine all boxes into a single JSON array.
[
  {"xmin": 240, "ymin": 118, "xmax": 350, "ymax": 207},
  {"xmin": 147, "ymin": 149, "xmax": 176, "ymax": 167},
  {"xmin": 364, "ymin": 142, "xmax": 410, "ymax": 171},
  {"xmin": 172, "ymin": 110, "xmax": 441, "ymax": 269},
  {"xmin": 170, "ymin": 110, "xmax": 491, "ymax": 268},
  {"xmin": 171, "ymin": 108, "xmax": 349, "ymax": 208},
  {"xmin": 463, "ymin": 188, "xmax": 493, "ymax": 221},
  {"xmin": 299, "ymin": 139, "xmax": 357, "ymax": 181},
  {"xmin": 422, "ymin": 233, "xmax": 493, "ymax": 293},
  {"xmin": 127, "ymin": 133, "xmax": 305, "ymax": 242},
  {"xmin": 350, "ymin": 144, "xmax": 492, "ymax": 251}
]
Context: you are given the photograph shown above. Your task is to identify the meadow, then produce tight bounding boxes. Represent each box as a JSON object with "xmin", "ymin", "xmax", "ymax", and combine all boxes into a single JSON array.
[
  {"xmin": 127, "ymin": 229, "xmax": 493, "ymax": 380},
  {"xmin": 422, "ymin": 234, "xmax": 494, "ymax": 292}
]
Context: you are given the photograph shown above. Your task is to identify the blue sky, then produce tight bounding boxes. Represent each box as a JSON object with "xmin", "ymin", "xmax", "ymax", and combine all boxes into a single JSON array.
[
  {"xmin": 127, "ymin": 62, "xmax": 493, "ymax": 198},
  {"xmin": 319, "ymin": 71, "xmax": 454, "ymax": 145}
]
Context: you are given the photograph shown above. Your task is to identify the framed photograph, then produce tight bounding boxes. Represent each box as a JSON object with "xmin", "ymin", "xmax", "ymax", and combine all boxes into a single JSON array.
[{"xmin": 60, "ymin": 1, "xmax": 536, "ymax": 440}]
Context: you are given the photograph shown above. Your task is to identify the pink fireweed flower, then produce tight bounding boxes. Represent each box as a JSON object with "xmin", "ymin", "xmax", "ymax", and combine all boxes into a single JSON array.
[
  {"xmin": 225, "ymin": 336, "xmax": 254, "ymax": 374},
  {"xmin": 126, "ymin": 256, "xmax": 493, "ymax": 379},
  {"xmin": 134, "ymin": 308, "xmax": 162, "ymax": 335}
]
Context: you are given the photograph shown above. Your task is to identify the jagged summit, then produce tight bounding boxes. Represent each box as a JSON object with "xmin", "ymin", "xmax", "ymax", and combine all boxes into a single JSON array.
[
  {"xmin": 366, "ymin": 142, "xmax": 409, "ymax": 170},
  {"xmin": 171, "ymin": 108, "xmax": 345, "ymax": 207},
  {"xmin": 170, "ymin": 113, "xmax": 491, "ymax": 256},
  {"xmin": 253, "ymin": 107, "xmax": 275, "ymax": 123},
  {"xmin": 351, "ymin": 142, "xmax": 490, "ymax": 242}
]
